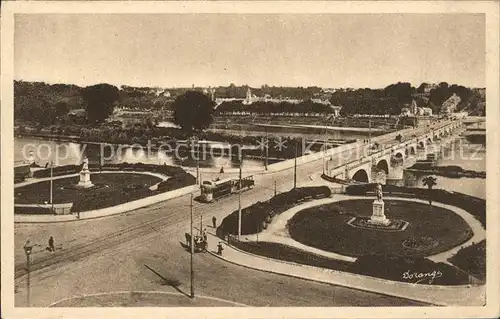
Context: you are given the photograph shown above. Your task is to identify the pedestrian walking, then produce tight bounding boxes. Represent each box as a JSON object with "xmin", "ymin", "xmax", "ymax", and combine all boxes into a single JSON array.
[
  {"xmin": 48, "ymin": 236, "xmax": 55, "ymax": 252},
  {"xmin": 220, "ymin": 166, "xmax": 224, "ymax": 174},
  {"xmin": 202, "ymin": 229, "xmax": 207, "ymax": 242},
  {"xmin": 217, "ymin": 242, "xmax": 224, "ymax": 256},
  {"xmin": 212, "ymin": 216, "xmax": 217, "ymax": 228}
]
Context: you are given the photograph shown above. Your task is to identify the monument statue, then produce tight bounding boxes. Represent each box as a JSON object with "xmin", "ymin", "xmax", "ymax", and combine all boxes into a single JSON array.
[
  {"xmin": 369, "ymin": 183, "xmax": 389, "ymax": 225},
  {"xmin": 375, "ymin": 183, "xmax": 383, "ymax": 201},
  {"xmin": 76, "ymin": 156, "xmax": 94, "ymax": 188},
  {"xmin": 82, "ymin": 156, "xmax": 89, "ymax": 171}
]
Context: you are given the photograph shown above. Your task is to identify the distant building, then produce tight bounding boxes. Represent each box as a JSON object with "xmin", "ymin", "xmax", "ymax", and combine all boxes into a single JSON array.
[
  {"xmin": 311, "ymin": 98, "xmax": 332, "ymax": 106},
  {"xmin": 400, "ymin": 107, "xmax": 412, "ymax": 116}
]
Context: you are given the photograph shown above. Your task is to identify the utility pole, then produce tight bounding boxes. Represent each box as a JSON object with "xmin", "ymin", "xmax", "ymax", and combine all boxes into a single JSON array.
[
  {"xmin": 238, "ymin": 151, "xmax": 242, "ymax": 240},
  {"xmin": 50, "ymin": 161, "xmax": 54, "ymax": 213},
  {"xmin": 200, "ymin": 214, "xmax": 203, "ymax": 236},
  {"xmin": 190, "ymin": 193, "xmax": 194, "ymax": 299},
  {"xmin": 274, "ymin": 180, "xmax": 277, "ymax": 196},
  {"xmin": 196, "ymin": 140, "xmax": 200, "ymax": 186},
  {"xmin": 294, "ymin": 141, "xmax": 298, "ymax": 189}
]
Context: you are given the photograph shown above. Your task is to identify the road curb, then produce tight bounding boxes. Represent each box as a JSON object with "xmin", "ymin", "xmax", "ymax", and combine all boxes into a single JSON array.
[{"xmin": 206, "ymin": 248, "xmax": 442, "ymax": 306}]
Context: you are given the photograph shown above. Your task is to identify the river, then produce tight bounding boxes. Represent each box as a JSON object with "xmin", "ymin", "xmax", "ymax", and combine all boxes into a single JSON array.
[
  {"xmin": 14, "ymin": 137, "xmax": 277, "ymax": 170},
  {"xmin": 400, "ymin": 137, "xmax": 486, "ymax": 199},
  {"xmin": 14, "ymin": 133, "xmax": 486, "ymax": 198}
]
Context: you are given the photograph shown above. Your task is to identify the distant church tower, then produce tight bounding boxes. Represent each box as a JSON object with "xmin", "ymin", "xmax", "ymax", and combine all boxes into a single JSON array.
[
  {"xmin": 208, "ymin": 86, "xmax": 215, "ymax": 101},
  {"xmin": 244, "ymin": 87, "xmax": 252, "ymax": 104},
  {"xmin": 411, "ymin": 99, "xmax": 418, "ymax": 115}
]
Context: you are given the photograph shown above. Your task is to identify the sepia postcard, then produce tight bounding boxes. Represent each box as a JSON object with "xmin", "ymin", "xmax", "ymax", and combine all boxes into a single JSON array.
[{"xmin": 1, "ymin": 1, "xmax": 499, "ymax": 318}]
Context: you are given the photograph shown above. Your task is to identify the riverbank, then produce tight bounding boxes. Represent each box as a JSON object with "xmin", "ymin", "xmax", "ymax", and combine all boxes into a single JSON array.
[{"xmin": 406, "ymin": 165, "xmax": 486, "ymax": 179}]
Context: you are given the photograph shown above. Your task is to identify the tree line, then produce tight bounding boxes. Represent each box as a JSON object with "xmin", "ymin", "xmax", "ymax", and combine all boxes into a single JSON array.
[{"xmin": 14, "ymin": 80, "xmax": 485, "ymax": 129}]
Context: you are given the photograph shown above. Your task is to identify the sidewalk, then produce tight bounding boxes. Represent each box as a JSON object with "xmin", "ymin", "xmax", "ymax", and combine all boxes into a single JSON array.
[{"xmin": 205, "ymin": 232, "xmax": 484, "ymax": 306}]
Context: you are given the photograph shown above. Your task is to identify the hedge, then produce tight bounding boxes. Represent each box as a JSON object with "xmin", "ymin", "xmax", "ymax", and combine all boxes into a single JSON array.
[
  {"xmin": 448, "ymin": 240, "xmax": 486, "ymax": 281},
  {"xmin": 156, "ymin": 172, "xmax": 196, "ymax": 192},
  {"xmin": 14, "ymin": 206, "xmax": 52, "ymax": 215},
  {"xmin": 230, "ymin": 242, "xmax": 472, "ymax": 285},
  {"xmin": 218, "ymin": 186, "xmax": 332, "ymax": 236},
  {"xmin": 345, "ymin": 184, "xmax": 486, "ymax": 228},
  {"xmin": 32, "ymin": 165, "xmax": 79, "ymax": 178}
]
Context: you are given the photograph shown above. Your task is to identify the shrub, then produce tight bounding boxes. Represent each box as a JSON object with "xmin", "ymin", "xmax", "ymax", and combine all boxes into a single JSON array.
[
  {"xmin": 14, "ymin": 206, "xmax": 52, "ymax": 215},
  {"xmin": 219, "ymin": 186, "xmax": 332, "ymax": 236},
  {"xmin": 31, "ymin": 165, "xmax": 79, "ymax": 178},
  {"xmin": 448, "ymin": 240, "xmax": 486, "ymax": 281},
  {"xmin": 156, "ymin": 172, "xmax": 196, "ymax": 192}
]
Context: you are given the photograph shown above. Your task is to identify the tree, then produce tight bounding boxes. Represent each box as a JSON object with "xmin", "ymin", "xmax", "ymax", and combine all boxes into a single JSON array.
[
  {"xmin": 422, "ymin": 175, "xmax": 437, "ymax": 205},
  {"xmin": 422, "ymin": 175, "xmax": 437, "ymax": 189},
  {"xmin": 81, "ymin": 83, "xmax": 119, "ymax": 124},
  {"xmin": 172, "ymin": 91, "xmax": 215, "ymax": 134}
]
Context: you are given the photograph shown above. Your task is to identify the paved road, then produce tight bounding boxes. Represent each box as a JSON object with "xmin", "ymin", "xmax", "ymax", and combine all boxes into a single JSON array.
[{"xmin": 14, "ymin": 122, "xmax": 455, "ymax": 306}]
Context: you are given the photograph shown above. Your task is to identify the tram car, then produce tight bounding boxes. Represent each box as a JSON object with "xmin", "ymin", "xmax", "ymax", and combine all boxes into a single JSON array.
[{"xmin": 200, "ymin": 176, "xmax": 255, "ymax": 203}]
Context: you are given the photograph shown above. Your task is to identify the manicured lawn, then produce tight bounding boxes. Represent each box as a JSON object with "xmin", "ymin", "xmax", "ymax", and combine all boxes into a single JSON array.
[
  {"xmin": 14, "ymin": 173, "xmax": 162, "ymax": 204},
  {"xmin": 287, "ymin": 199, "xmax": 473, "ymax": 258}
]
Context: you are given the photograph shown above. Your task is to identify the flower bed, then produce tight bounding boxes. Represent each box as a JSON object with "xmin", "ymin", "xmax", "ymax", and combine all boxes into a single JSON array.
[
  {"xmin": 287, "ymin": 200, "xmax": 473, "ymax": 258},
  {"xmin": 218, "ymin": 186, "xmax": 331, "ymax": 236}
]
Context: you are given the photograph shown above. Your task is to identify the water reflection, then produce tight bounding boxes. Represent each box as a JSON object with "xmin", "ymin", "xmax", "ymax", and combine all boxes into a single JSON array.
[{"xmin": 14, "ymin": 137, "xmax": 272, "ymax": 169}]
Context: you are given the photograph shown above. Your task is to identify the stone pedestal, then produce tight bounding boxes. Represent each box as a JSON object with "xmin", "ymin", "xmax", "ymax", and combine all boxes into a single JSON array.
[
  {"xmin": 369, "ymin": 200, "xmax": 390, "ymax": 226},
  {"xmin": 77, "ymin": 169, "xmax": 94, "ymax": 188}
]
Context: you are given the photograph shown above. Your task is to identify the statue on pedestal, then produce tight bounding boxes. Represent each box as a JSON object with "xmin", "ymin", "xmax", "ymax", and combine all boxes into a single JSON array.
[
  {"xmin": 76, "ymin": 156, "xmax": 94, "ymax": 188},
  {"xmin": 369, "ymin": 183, "xmax": 390, "ymax": 225},
  {"xmin": 82, "ymin": 156, "xmax": 89, "ymax": 171},
  {"xmin": 375, "ymin": 183, "xmax": 383, "ymax": 201}
]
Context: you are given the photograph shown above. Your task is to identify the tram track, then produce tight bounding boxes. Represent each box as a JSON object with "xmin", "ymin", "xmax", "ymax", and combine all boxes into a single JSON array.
[{"xmin": 14, "ymin": 180, "xmax": 279, "ymax": 279}]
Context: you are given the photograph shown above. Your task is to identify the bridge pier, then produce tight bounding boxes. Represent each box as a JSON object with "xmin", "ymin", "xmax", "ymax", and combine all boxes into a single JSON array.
[{"xmin": 387, "ymin": 157, "xmax": 404, "ymax": 181}]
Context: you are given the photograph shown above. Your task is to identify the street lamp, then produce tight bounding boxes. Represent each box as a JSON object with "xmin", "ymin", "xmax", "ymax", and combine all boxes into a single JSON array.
[{"xmin": 23, "ymin": 240, "xmax": 33, "ymax": 306}]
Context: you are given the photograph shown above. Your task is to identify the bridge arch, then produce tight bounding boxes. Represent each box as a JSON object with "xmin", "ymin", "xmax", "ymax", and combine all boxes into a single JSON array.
[
  {"xmin": 375, "ymin": 159, "xmax": 389, "ymax": 175},
  {"xmin": 351, "ymin": 169, "xmax": 370, "ymax": 183},
  {"xmin": 393, "ymin": 151, "xmax": 404, "ymax": 159}
]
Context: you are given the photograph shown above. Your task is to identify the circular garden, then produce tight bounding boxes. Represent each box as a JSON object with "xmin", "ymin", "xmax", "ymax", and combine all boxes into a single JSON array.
[
  {"xmin": 15, "ymin": 173, "xmax": 162, "ymax": 205},
  {"xmin": 287, "ymin": 199, "xmax": 473, "ymax": 258}
]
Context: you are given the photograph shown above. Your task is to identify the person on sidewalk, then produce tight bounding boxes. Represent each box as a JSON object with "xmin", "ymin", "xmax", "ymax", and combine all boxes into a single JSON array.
[
  {"xmin": 212, "ymin": 216, "xmax": 217, "ymax": 228},
  {"xmin": 202, "ymin": 229, "xmax": 207, "ymax": 242},
  {"xmin": 48, "ymin": 236, "xmax": 55, "ymax": 252},
  {"xmin": 217, "ymin": 242, "xmax": 224, "ymax": 256}
]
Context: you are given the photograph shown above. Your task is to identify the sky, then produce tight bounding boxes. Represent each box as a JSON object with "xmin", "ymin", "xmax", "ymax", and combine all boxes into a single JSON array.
[{"xmin": 14, "ymin": 14, "xmax": 485, "ymax": 89}]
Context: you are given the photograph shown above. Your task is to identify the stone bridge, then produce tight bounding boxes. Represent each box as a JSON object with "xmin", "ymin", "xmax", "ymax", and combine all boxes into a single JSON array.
[{"xmin": 324, "ymin": 120, "xmax": 465, "ymax": 183}]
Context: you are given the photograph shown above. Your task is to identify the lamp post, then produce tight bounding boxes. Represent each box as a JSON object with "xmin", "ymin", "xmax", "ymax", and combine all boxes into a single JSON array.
[
  {"xmin": 23, "ymin": 240, "xmax": 33, "ymax": 306},
  {"xmin": 50, "ymin": 161, "xmax": 54, "ymax": 214},
  {"xmin": 237, "ymin": 150, "xmax": 242, "ymax": 240}
]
